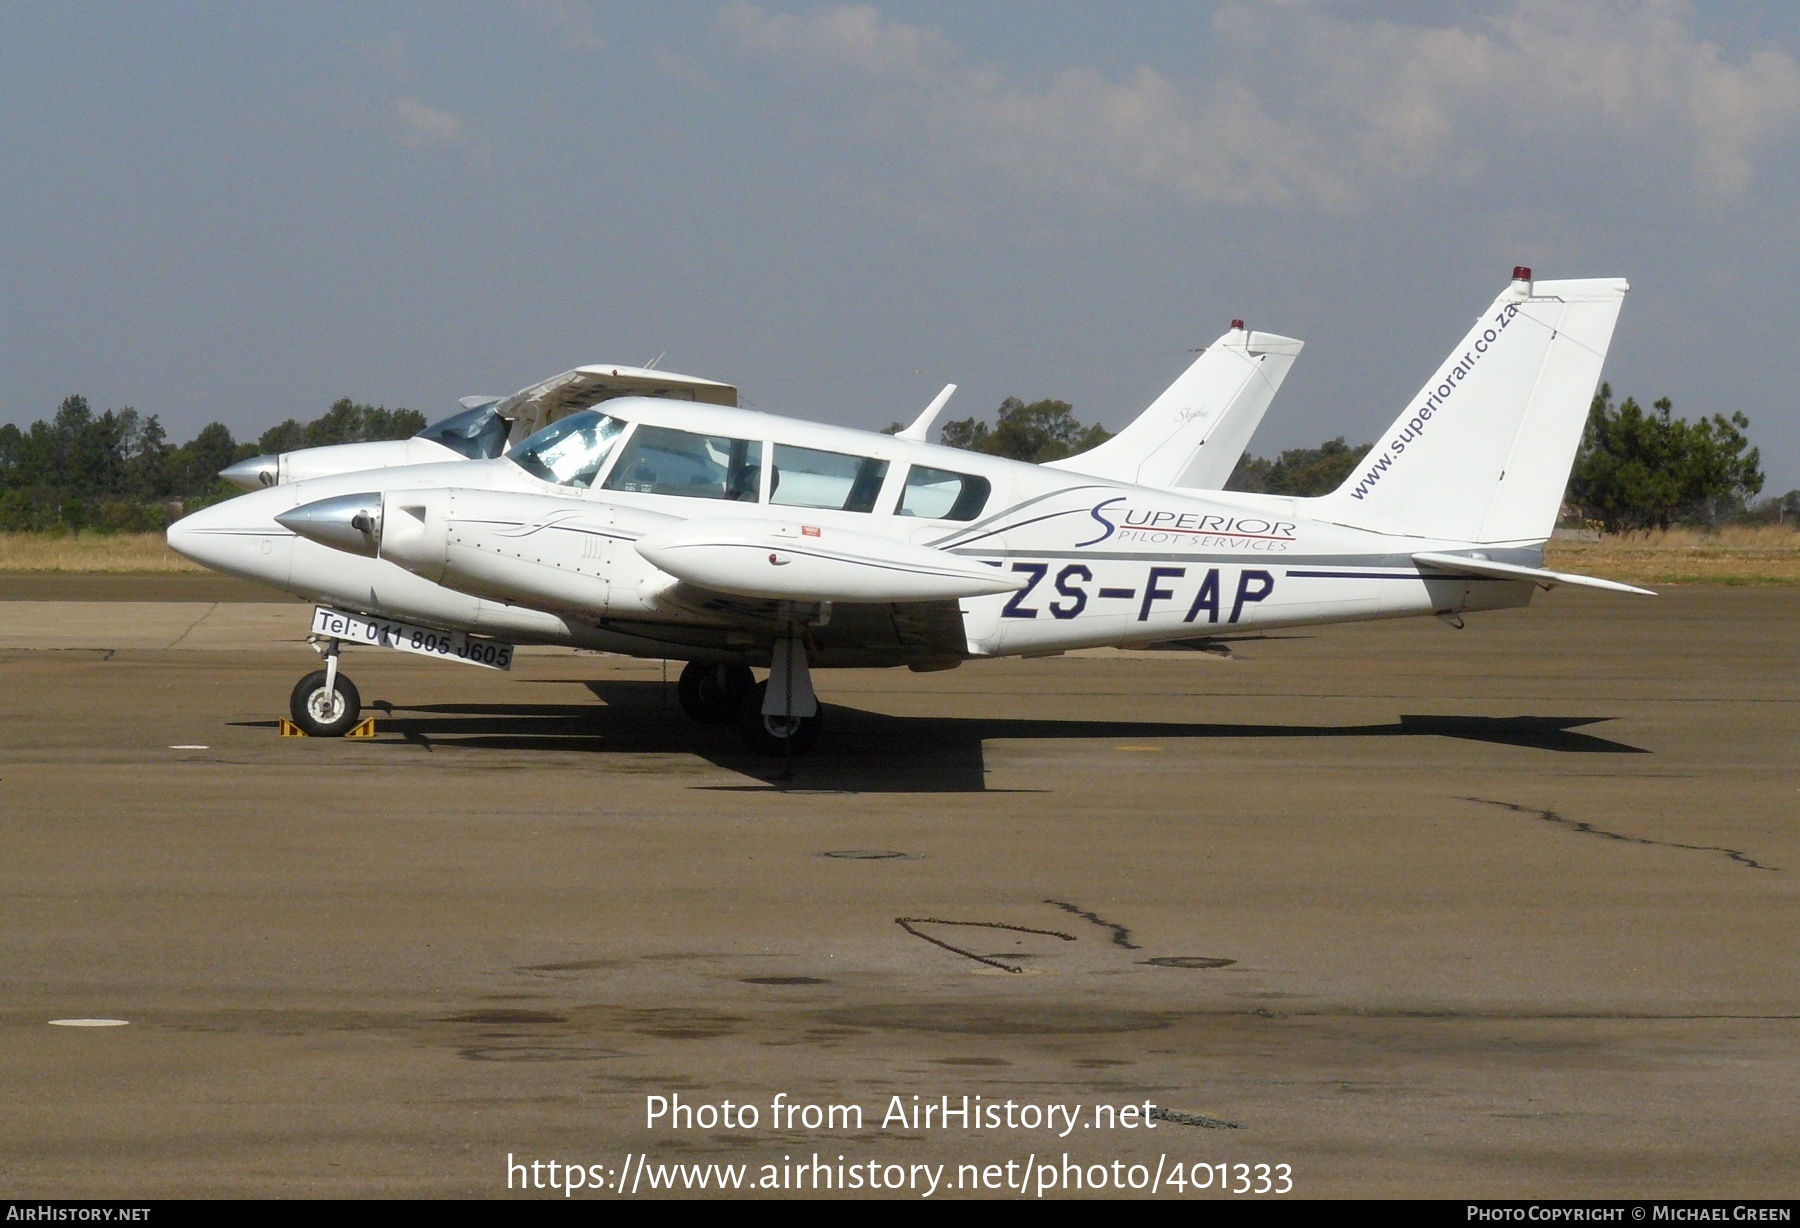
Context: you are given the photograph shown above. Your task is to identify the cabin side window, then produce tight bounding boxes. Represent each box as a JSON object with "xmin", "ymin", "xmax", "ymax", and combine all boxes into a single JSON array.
[
  {"xmin": 768, "ymin": 444, "xmax": 889, "ymax": 513},
  {"xmin": 601, "ymin": 425, "xmax": 763, "ymax": 501},
  {"xmin": 897, "ymin": 464, "xmax": 990, "ymax": 521}
]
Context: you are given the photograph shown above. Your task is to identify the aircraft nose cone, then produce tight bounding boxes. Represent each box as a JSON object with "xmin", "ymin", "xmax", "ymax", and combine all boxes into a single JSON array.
[
  {"xmin": 275, "ymin": 492, "xmax": 383, "ymax": 558},
  {"xmin": 166, "ymin": 490, "xmax": 294, "ymax": 586},
  {"xmin": 220, "ymin": 454, "xmax": 279, "ymax": 491}
]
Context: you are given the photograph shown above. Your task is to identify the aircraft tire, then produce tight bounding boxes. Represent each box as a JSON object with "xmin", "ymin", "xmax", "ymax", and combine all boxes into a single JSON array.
[
  {"xmin": 738, "ymin": 680, "xmax": 823, "ymax": 756},
  {"xmin": 677, "ymin": 661, "xmax": 755, "ymax": 725},
  {"xmin": 289, "ymin": 669, "xmax": 362, "ymax": 738}
]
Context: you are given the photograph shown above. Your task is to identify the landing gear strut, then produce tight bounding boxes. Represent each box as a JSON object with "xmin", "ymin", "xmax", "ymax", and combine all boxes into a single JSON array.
[
  {"xmin": 676, "ymin": 661, "xmax": 756, "ymax": 725},
  {"xmin": 739, "ymin": 622, "xmax": 823, "ymax": 757},
  {"xmin": 290, "ymin": 638, "xmax": 362, "ymax": 737},
  {"xmin": 739, "ymin": 679, "xmax": 823, "ymax": 757}
]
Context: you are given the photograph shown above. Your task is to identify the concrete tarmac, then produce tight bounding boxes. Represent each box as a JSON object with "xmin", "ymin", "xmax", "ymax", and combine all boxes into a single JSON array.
[{"xmin": 0, "ymin": 583, "xmax": 1794, "ymax": 1198}]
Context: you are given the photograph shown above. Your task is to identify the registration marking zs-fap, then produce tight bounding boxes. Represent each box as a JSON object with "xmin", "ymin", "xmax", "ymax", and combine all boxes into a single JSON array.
[{"xmin": 311, "ymin": 606, "xmax": 515, "ymax": 671}]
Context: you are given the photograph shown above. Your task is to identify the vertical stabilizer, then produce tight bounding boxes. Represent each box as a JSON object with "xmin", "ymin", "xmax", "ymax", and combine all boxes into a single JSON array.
[
  {"xmin": 1313, "ymin": 273, "xmax": 1628, "ymax": 543},
  {"xmin": 1046, "ymin": 326, "xmax": 1302, "ymax": 489}
]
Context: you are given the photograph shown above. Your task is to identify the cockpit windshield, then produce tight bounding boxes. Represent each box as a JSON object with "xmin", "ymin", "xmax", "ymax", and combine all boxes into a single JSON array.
[
  {"xmin": 416, "ymin": 403, "xmax": 511, "ymax": 460},
  {"xmin": 506, "ymin": 411, "xmax": 628, "ymax": 488}
]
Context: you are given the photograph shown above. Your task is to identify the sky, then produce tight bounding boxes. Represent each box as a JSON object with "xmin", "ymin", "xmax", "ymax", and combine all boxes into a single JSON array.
[{"xmin": 3, "ymin": 1, "xmax": 1797, "ymax": 492}]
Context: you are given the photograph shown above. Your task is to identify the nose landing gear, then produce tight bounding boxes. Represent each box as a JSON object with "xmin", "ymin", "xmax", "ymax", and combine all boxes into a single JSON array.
[{"xmin": 289, "ymin": 638, "xmax": 363, "ymax": 737}]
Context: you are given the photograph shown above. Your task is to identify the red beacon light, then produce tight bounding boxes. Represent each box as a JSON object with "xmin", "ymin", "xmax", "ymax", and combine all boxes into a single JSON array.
[
  {"xmin": 1230, "ymin": 318, "xmax": 1245, "ymax": 330},
  {"xmin": 1512, "ymin": 266, "xmax": 1532, "ymax": 281}
]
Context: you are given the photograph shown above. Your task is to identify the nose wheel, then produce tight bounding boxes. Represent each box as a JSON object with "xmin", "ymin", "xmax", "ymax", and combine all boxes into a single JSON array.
[
  {"xmin": 289, "ymin": 669, "xmax": 363, "ymax": 737},
  {"xmin": 676, "ymin": 661, "xmax": 756, "ymax": 725},
  {"xmin": 289, "ymin": 638, "xmax": 362, "ymax": 737}
]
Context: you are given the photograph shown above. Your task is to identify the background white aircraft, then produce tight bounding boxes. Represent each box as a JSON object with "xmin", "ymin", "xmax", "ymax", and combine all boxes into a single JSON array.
[
  {"xmin": 218, "ymin": 324, "xmax": 1298, "ymax": 497},
  {"xmin": 169, "ymin": 271, "xmax": 1640, "ymax": 755},
  {"xmin": 219, "ymin": 364, "xmax": 739, "ymax": 490}
]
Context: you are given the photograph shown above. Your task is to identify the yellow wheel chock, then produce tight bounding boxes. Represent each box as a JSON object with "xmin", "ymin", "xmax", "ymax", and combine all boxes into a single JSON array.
[{"xmin": 278, "ymin": 717, "xmax": 377, "ymax": 738}]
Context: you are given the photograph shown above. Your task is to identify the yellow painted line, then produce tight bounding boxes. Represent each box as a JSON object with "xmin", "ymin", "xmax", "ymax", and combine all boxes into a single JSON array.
[{"xmin": 1115, "ymin": 745, "xmax": 1163, "ymax": 752}]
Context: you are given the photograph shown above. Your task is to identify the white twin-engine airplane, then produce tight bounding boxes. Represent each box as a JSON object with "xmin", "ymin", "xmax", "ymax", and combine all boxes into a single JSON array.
[{"xmin": 169, "ymin": 270, "xmax": 1645, "ymax": 755}]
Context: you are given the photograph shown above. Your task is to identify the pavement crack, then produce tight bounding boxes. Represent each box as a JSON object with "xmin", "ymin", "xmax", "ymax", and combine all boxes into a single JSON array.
[
  {"xmin": 165, "ymin": 602, "xmax": 220, "ymax": 648},
  {"xmin": 1043, "ymin": 898, "xmax": 1141, "ymax": 949},
  {"xmin": 1462, "ymin": 797, "xmax": 1777, "ymax": 872},
  {"xmin": 895, "ymin": 917, "xmax": 1076, "ymax": 974}
]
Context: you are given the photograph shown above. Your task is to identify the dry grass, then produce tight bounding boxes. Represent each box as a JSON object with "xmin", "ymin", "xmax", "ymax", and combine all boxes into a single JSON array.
[
  {"xmin": 1546, "ymin": 524, "xmax": 1800, "ymax": 586},
  {"xmin": 0, "ymin": 532, "xmax": 205, "ymax": 573},
  {"xmin": 3, "ymin": 525, "xmax": 1796, "ymax": 584}
]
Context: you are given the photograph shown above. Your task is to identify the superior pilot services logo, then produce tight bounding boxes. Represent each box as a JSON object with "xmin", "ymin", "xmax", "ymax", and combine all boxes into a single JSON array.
[{"xmin": 1076, "ymin": 496, "xmax": 1297, "ymax": 550}]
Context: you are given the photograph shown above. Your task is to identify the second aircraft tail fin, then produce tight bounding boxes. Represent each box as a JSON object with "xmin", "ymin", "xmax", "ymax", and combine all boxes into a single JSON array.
[{"xmin": 1046, "ymin": 325, "xmax": 1301, "ymax": 490}]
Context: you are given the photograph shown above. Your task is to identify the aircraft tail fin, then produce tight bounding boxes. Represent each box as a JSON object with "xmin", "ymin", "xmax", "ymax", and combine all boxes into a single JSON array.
[
  {"xmin": 1312, "ymin": 271, "xmax": 1628, "ymax": 544},
  {"xmin": 1045, "ymin": 325, "xmax": 1301, "ymax": 489}
]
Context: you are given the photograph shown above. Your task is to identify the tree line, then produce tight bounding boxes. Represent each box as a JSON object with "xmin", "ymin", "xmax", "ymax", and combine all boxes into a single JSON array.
[
  {"xmin": 0, "ymin": 395, "xmax": 422, "ymax": 532},
  {"xmin": 1566, "ymin": 384, "xmax": 1770, "ymax": 531},
  {"xmin": 0, "ymin": 384, "xmax": 1784, "ymax": 534}
]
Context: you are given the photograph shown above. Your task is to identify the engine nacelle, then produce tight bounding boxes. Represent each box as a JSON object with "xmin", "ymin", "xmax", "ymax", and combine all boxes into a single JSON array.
[
  {"xmin": 376, "ymin": 488, "xmax": 678, "ymax": 618},
  {"xmin": 633, "ymin": 517, "xmax": 1028, "ymax": 603}
]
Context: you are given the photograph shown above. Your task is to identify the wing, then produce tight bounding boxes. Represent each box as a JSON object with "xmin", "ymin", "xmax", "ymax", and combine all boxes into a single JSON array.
[{"xmin": 498, "ymin": 364, "xmax": 738, "ymax": 443}]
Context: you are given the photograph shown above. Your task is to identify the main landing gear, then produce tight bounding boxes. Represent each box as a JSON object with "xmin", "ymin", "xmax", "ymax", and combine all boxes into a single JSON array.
[
  {"xmin": 675, "ymin": 617, "xmax": 824, "ymax": 757},
  {"xmin": 739, "ymin": 678, "xmax": 823, "ymax": 757},
  {"xmin": 676, "ymin": 662, "xmax": 756, "ymax": 725},
  {"xmin": 289, "ymin": 638, "xmax": 362, "ymax": 737},
  {"xmin": 740, "ymin": 628, "xmax": 822, "ymax": 758}
]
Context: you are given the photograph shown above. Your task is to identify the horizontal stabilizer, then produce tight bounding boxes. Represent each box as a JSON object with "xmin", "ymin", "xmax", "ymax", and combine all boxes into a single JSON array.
[{"xmin": 1412, "ymin": 551, "xmax": 1655, "ymax": 596}]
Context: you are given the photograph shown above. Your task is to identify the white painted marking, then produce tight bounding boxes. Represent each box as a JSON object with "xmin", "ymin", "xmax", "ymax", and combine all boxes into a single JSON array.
[
  {"xmin": 49, "ymin": 1019, "xmax": 129, "ymax": 1027},
  {"xmin": 169, "ymin": 745, "xmax": 209, "ymax": 750}
]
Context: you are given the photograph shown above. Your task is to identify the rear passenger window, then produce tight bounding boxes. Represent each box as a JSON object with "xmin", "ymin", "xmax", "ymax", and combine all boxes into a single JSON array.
[
  {"xmin": 898, "ymin": 465, "xmax": 990, "ymax": 521},
  {"xmin": 769, "ymin": 444, "xmax": 889, "ymax": 513}
]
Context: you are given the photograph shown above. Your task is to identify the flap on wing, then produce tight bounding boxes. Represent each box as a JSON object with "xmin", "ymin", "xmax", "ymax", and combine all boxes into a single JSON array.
[{"xmin": 1412, "ymin": 551, "xmax": 1655, "ymax": 596}]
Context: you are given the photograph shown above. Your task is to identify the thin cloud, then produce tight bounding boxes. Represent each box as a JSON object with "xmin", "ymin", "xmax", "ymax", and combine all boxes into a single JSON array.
[
  {"xmin": 394, "ymin": 96, "xmax": 463, "ymax": 148},
  {"xmin": 520, "ymin": 0, "xmax": 607, "ymax": 53},
  {"xmin": 656, "ymin": 50, "xmax": 723, "ymax": 93},
  {"xmin": 717, "ymin": 0, "xmax": 1800, "ymax": 210},
  {"xmin": 359, "ymin": 30, "xmax": 412, "ymax": 79}
]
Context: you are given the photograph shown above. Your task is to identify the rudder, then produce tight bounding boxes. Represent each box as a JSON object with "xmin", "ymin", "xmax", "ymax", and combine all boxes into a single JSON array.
[{"xmin": 1313, "ymin": 271, "xmax": 1627, "ymax": 544}]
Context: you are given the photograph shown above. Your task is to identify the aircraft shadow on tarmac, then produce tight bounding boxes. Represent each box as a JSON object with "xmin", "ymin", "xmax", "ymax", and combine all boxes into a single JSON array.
[{"xmin": 249, "ymin": 678, "xmax": 1648, "ymax": 794}]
